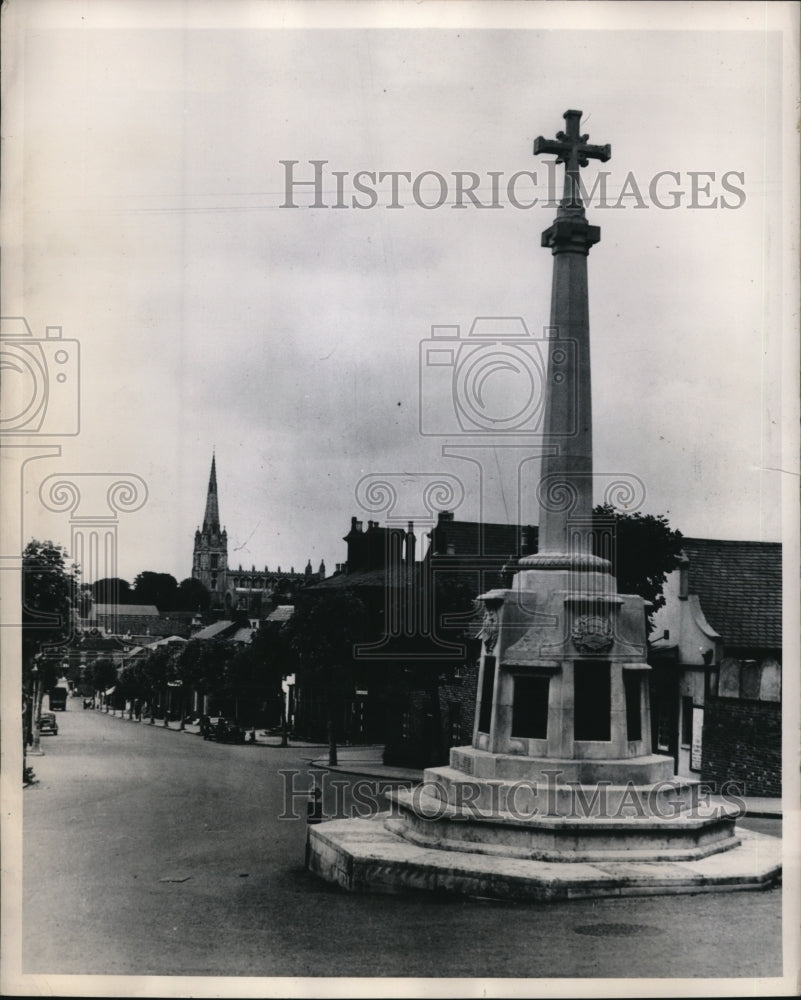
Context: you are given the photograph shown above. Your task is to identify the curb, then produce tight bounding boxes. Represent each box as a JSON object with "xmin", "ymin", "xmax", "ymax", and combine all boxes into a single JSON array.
[
  {"xmin": 306, "ymin": 757, "xmax": 423, "ymax": 783},
  {"xmin": 94, "ymin": 711, "xmax": 328, "ymax": 749}
]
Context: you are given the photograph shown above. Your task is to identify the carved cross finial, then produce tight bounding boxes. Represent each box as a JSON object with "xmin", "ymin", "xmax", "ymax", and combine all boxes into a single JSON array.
[{"xmin": 533, "ymin": 110, "xmax": 611, "ymax": 212}]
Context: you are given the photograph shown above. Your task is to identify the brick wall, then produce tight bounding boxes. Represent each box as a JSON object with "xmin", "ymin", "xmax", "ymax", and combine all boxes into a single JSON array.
[
  {"xmin": 701, "ymin": 697, "xmax": 781, "ymax": 797},
  {"xmin": 383, "ymin": 661, "xmax": 479, "ymax": 769}
]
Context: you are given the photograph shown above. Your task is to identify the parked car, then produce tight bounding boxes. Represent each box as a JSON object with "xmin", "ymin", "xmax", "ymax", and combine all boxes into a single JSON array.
[
  {"xmin": 201, "ymin": 716, "xmax": 245, "ymax": 744},
  {"xmin": 39, "ymin": 711, "xmax": 58, "ymax": 736}
]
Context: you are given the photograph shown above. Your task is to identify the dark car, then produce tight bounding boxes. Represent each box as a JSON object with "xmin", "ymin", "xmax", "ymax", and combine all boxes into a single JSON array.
[
  {"xmin": 39, "ymin": 711, "xmax": 58, "ymax": 736},
  {"xmin": 201, "ymin": 716, "xmax": 245, "ymax": 744},
  {"xmin": 49, "ymin": 686, "xmax": 68, "ymax": 711}
]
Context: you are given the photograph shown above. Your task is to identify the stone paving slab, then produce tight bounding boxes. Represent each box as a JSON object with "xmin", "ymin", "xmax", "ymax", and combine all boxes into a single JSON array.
[{"xmin": 308, "ymin": 814, "xmax": 782, "ymax": 902}]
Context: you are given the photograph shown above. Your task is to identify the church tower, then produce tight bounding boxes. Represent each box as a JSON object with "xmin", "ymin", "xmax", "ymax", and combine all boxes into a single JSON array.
[{"xmin": 192, "ymin": 454, "xmax": 228, "ymax": 607}]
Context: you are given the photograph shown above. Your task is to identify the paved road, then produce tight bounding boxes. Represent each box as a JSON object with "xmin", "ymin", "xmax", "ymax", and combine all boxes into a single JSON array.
[{"xmin": 22, "ymin": 703, "xmax": 782, "ymax": 981}]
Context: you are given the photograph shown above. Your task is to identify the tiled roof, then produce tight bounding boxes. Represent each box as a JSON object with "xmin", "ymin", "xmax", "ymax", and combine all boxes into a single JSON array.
[
  {"xmin": 682, "ymin": 537, "xmax": 781, "ymax": 649},
  {"xmin": 193, "ymin": 620, "xmax": 236, "ymax": 640},
  {"xmin": 92, "ymin": 604, "xmax": 161, "ymax": 617},
  {"xmin": 310, "ymin": 567, "xmax": 415, "ymax": 590},
  {"xmin": 93, "ymin": 616, "xmax": 176, "ymax": 638},
  {"xmin": 266, "ymin": 605, "xmax": 295, "ymax": 622},
  {"xmin": 143, "ymin": 635, "xmax": 188, "ymax": 649}
]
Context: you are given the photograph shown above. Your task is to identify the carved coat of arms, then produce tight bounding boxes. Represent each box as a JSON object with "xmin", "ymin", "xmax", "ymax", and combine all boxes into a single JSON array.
[
  {"xmin": 481, "ymin": 608, "xmax": 499, "ymax": 653},
  {"xmin": 571, "ymin": 614, "xmax": 613, "ymax": 654}
]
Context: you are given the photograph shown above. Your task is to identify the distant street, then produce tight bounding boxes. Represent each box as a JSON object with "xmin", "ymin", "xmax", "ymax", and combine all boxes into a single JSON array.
[{"xmin": 23, "ymin": 701, "xmax": 782, "ymax": 980}]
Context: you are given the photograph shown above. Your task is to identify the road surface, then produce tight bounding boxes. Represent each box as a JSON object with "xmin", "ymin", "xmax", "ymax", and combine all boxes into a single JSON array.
[{"xmin": 22, "ymin": 701, "xmax": 782, "ymax": 981}]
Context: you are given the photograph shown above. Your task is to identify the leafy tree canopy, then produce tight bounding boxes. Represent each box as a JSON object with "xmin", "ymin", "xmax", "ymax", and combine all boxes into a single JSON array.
[
  {"xmin": 592, "ymin": 503, "xmax": 684, "ymax": 625},
  {"xmin": 175, "ymin": 577, "xmax": 211, "ymax": 612},
  {"xmin": 22, "ymin": 539, "xmax": 76, "ymax": 682},
  {"xmin": 85, "ymin": 657, "xmax": 118, "ymax": 693},
  {"xmin": 132, "ymin": 571, "xmax": 179, "ymax": 611},
  {"xmin": 284, "ymin": 589, "xmax": 366, "ymax": 695},
  {"xmin": 91, "ymin": 577, "xmax": 133, "ymax": 604}
]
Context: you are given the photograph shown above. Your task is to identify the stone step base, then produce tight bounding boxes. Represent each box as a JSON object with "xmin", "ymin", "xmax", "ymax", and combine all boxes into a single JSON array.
[
  {"xmin": 423, "ymin": 765, "xmax": 725, "ymax": 819},
  {"xmin": 385, "ymin": 816, "xmax": 741, "ymax": 864},
  {"xmin": 307, "ymin": 815, "xmax": 781, "ymax": 902},
  {"xmin": 447, "ymin": 748, "xmax": 676, "ymax": 783}
]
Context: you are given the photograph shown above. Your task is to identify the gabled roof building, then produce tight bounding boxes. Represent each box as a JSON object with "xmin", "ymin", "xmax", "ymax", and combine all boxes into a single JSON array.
[{"xmin": 649, "ymin": 538, "xmax": 781, "ymax": 795}]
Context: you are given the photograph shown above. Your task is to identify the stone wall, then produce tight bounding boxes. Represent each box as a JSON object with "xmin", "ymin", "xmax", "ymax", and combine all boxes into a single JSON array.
[{"xmin": 701, "ymin": 696, "xmax": 781, "ymax": 797}]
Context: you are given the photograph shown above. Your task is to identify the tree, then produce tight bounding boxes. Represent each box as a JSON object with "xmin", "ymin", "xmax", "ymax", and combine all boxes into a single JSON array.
[
  {"xmin": 22, "ymin": 539, "xmax": 75, "ymax": 669},
  {"xmin": 592, "ymin": 504, "xmax": 684, "ymax": 626},
  {"xmin": 85, "ymin": 657, "xmax": 118, "ymax": 707},
  {"xmin": 76, "ymin": 583, "xmax": 94, "ymax": 618},
  {"xmin": 175, "ymin": 577, "xmax": 211, "ymax": 612},
  {"xmin": 91, "ymin": 577, "xmax": 133, "ymax": 605},
  {"xmin": 285, "ymin": 589, "xmax": 366, "ymax": 765},
  {"xmin": 132, "ymin": 571, "xmax": 179, "ymax": 611},
  {"xmin": 134, "ymin": 645, "xmax": 175, "ymax": 723},
  {"xmin": 22, "ymin": 540, "xmax": 77, "ymax": 747},
  {"xmin": 179, "ymin": 638, "xmax": 238, "ymax": 717},
  {"xmin": 240, "ymin": 620, "xmax": 297, "ymax": 744}
]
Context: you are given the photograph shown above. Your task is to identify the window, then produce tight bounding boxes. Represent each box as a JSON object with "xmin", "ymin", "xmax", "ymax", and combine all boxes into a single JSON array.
[
  {"xmin": 574, "ymin": 661, "xmax": 611, "ymax": 742},
  {"xmin": 210, "ymin": 554, "xmax": 219, "ymax": 570},
  {"xmin": 624, "ymin": 671, "xmax": 642, "ymax": 742},
  {"xmin": 511, "ymin": 675, "xmax": 549, "ymax": 739},
  {"xmin": 478, "ymin": 656, "xmax": 496, "ymax": 733}
]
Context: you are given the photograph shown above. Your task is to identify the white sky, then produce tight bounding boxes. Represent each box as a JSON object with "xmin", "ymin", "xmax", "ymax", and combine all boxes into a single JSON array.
[{"xmin": 2, "ymin": 1, "xmax": 798, "ymax": 585}]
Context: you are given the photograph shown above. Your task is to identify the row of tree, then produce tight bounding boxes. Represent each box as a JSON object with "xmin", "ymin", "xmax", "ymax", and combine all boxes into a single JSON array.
[
  {"xmin": 89, "ymin": 572, "xmax": 211, "ymax": 612},
  {"xmin": 93, "ymin": 622, "xmax": 294, "ymax": 734}
]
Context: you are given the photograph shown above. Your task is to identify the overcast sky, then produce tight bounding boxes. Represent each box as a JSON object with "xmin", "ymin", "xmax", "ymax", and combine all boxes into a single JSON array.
[{"xmin": 3, "ymin": 1, "xmax": 797, "ymax": 585}]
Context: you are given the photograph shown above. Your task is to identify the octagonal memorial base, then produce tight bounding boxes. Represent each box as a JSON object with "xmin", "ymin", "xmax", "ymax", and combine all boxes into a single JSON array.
[{"xmin": 307, "ymin": 815, "xmax": 781, "ymax": 902}]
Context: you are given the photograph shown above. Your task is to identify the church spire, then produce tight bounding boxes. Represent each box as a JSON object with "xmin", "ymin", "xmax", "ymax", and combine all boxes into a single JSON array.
[{"xmin": 202, "ymin": 454, "xmax": 220, "ymax": 533}]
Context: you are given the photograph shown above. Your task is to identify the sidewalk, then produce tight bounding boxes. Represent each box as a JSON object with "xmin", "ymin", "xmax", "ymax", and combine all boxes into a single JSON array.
[
  {"xmin": 307, "ymin": 745, "xmax": 422, "ymax": 782},
  {"xmin": 94, "ymin": 707, "xmax": 327, "ymax": 749}
]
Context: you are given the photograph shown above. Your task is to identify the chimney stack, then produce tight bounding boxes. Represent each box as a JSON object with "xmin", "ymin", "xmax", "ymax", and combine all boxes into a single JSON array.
[{"xmin": 405, "ymin": 521, "xmax": 416, "ymax": 566}]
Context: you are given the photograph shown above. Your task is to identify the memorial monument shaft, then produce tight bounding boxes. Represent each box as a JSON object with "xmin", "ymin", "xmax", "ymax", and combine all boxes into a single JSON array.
[{"xmin": 534, "ymin": 109, "xmax": 609, "ymax": 556}]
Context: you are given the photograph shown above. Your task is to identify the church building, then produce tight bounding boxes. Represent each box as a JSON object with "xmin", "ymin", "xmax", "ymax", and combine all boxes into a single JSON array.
[{"xmin": 192, "ymin": 455, "xmax": 324, "ymax": 615}]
